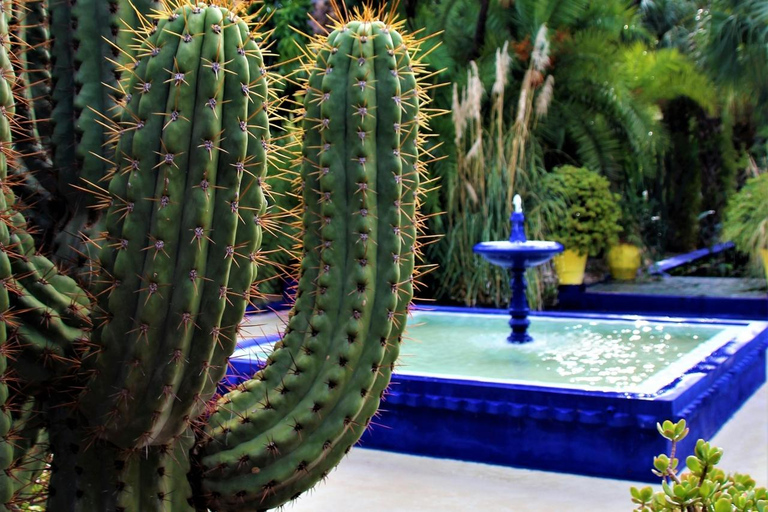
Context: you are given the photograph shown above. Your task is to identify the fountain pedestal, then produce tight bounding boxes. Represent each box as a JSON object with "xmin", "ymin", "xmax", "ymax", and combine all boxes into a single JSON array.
[
  {"xmin": 473, "ymin": 196, "xmax": 563, "ymax": 343},
  {"xmin": 508, "ymin": 260, "xmax": 532, "ymax": 343}
]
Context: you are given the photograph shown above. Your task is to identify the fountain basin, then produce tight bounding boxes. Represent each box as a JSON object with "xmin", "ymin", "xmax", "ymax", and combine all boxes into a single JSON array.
[
  {"xmin": 230, "ymin": 307, "xmax": 768, "ymax": 481},
  {"xmin": 473, "ymin": 240, "xmax": 564, "ymax": 268}
]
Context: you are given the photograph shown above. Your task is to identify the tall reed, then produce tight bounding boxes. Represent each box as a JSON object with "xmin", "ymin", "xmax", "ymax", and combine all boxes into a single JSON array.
[{"xmin": 436, "ymin": 26, "xmax": 564, "ymax": 308}]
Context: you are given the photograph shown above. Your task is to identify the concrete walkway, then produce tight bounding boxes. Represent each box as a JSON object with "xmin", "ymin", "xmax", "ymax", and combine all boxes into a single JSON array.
[
  {"xmin": 287, "ymin": 378, "xmax": 767, "ymax": 511},
  {"xmin": 239, "ymin": 312, "xmax": 767, "ymax": 511}
]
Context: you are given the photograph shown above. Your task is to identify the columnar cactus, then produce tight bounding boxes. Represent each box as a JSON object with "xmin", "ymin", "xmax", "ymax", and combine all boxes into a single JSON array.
[
  {"xmin": 9, "ymin": 1, "xmax": 56, "ymax": 207},
  {"xmin": 0, "ymin": 1, "xmax": 430, "ymax": 510},
  {"xmin": 75, "ymin": 1, "xmax": 270, "ymax": 450},
  {"xmin": 193, "ymin": 13, "xmax": 426, "ymax": 510},
  {"xmin": 48, "ymin": 0, "xmax": 161, "ymax": 272}
]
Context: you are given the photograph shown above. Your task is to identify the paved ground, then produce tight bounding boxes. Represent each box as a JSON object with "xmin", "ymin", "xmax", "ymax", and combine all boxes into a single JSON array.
[
  {"xmin": 239, "ymin": 311, "xmax": 767, "ymax": 512},
  {"xmin": 287, "ymin": 374, "xmax": 767, "ymax": 512},
  {"xmin": 591, "ymin": 276, "xmax": 767, "ymax": 298}
]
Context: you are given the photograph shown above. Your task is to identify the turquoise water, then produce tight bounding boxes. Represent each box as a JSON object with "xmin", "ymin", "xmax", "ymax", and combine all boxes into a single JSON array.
[{"xmin": 398, "ymin": 312, "xmax": 732, "ymax": 393}]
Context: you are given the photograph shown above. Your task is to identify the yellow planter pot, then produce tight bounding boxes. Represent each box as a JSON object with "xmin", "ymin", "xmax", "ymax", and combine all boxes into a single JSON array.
[
  {"xmin": 607, "ymin": 244, "xmax": 642, "ymax": 281},
  {"xmin": 554, "ymin": 249, "xmax": 588, "ymax": 285},
  {"xmin": 762, "ymin": 248, "xmax": 768, "ymax": 284}
]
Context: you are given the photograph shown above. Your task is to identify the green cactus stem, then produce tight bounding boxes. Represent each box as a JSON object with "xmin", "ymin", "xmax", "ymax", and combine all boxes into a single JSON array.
[
  {"xmin": 78, "ymin": 2, "xmax": 269, "ymax": 449},
  {"xmin": 194, "ymin": 10, "xmax": 426, "ymax": 510},
  {"xmin": 50, "ymin": 0, "xmax": 158, "ymax": 273},
  {"xmin": 5, "ymin": 218, "xmax": 91, "ymax": 394},
  {"xmin": 10, "ymin": 0, "xmax": 56, "ymax": 193},
  {"xmin": 49, "ymin": 0, "xmax": 116, "ymax": 205},
  {"xmin": 46, "ymin": 410, "xmax": 196, "ymax": 512},
  {"xmin": 6, "ymin": 397, "xmax": 49, "ymax": 507},
  {"xmin": 8, "ymin": 1, "xmax": 60, "ymax": 247},
  {"xmin": 0, "ymin": 1, "xmax": 432, "ymax": 510},
  {"xmin": 193, "ymin": 17, "xmax": 270, "ymax": 424},
  {"xmin": 0, "ymin": 1, "xmax": 19, "ymax": 505}
]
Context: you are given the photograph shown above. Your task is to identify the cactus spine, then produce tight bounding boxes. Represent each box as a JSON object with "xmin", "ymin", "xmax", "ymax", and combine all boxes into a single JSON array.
[{"xmin": 0, "ymin": 1, "xmax": 430, "ymax": 510}]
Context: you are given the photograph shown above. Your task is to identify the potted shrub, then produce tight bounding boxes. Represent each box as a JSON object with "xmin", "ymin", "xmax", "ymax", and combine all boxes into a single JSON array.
[
  {"xmin": 543, "ymin": 165, "xmax": 622, "ymax": 284},
  {"xmin": 721, "ymin": 173, "xmax": 768, "ymax": 284}
]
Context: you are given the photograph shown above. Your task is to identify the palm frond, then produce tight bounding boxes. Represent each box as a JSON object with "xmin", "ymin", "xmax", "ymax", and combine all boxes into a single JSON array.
[{"xmin": 622, "ymin": 44, "xmax": 718, "ymax": 113}]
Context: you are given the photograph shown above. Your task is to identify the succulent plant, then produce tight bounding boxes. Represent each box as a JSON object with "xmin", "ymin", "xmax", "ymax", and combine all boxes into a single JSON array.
[
  {"xmin": 0, "ymin": 0, "xmax": 429, "ymax": 510},
  {"xmin": 1, "ymin": 4, "xmax": 19, "ymax": 504},
  {"xmin": 630, "ymin": 419, "xmax": 767, "ymax": 512}
]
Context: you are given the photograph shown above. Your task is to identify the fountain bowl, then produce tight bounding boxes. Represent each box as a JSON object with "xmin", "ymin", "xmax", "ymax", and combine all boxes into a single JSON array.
[{"xmin": 473, "ymin": 240, "xmax": 564, "ymax": 269}]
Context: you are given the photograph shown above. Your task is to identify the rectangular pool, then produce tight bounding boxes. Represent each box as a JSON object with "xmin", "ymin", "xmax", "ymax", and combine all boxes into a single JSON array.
[{"xmin": 230, "ymin": 308, "xmax": 768, "ymax": 481}]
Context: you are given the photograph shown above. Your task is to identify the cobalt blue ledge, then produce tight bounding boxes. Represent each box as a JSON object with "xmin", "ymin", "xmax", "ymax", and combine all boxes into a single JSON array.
[
  {"xmin": 649, "ymin": 242, "xmax": 735, "ymax": 276},
  {"xmin": 230, "ymin": 306, "xmax": 768, "ymax": 482},
  {"xmin": 556, "ymin": 242, "xmax": 768, "ymax": 320},
  {"xmin": 557, "ymin": 285, "xmax": 768, "ymax": 321}
]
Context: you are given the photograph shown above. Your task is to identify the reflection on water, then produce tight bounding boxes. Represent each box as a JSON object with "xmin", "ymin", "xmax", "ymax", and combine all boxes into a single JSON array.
[{"xmin": 400, "ymin": 313, "xmax": 725, "ymax": 391}]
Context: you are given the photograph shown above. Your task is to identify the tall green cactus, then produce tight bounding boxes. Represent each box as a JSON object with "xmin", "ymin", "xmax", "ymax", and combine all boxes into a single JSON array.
[
  {"xmin": 0, "ymin": 1, "xmax": 429, "ymax": 510},
  {"xmin": 49, "ymin": 0, "xmax": 160, "ymax": 274},
  {"xmin": 193, "ymin": 13, "xmax": 425, "ymax": 510},
  {"xmin": 77, "ymin": 1, "xmax": 270, "ymax": 449}
]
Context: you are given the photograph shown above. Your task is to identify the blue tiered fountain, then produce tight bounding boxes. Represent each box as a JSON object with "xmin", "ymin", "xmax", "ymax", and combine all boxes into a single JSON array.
[{"xmin": 473, "ymin": 195, "xmax": 564, "ymax": 343}]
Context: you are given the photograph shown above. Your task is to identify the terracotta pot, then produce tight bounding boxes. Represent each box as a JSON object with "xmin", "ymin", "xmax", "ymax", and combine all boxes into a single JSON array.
[
  {"xmin": 607, "ymin": 244, "xmax": 642, "ymax": 281},
  {"xmin": 553, "ymin": 249, "xmax": 588, "ymax": 285}
]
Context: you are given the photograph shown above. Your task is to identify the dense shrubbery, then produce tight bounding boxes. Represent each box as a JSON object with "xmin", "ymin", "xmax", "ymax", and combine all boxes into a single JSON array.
[
  {"xmin": 722, "ymin": 173, "xmax": 768, "ymax": 272},
  {"xmin": 257, "ymin": 0, "xmax": 767, "ymax": 304},
  {"xmin": 542, "ymin": 166, "xmax": 622, "ymax": 257}
]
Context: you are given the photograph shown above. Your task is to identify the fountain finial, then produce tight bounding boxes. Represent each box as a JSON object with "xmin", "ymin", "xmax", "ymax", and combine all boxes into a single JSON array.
[{"xmin": 510, "ymin": 194, "xmax": 526, "ymax": 243}]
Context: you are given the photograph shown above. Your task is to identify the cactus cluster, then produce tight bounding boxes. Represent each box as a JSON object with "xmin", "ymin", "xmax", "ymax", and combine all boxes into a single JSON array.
[{"xmin": 0, "ymin": 0, "xmax": 430, "ymax": 510}]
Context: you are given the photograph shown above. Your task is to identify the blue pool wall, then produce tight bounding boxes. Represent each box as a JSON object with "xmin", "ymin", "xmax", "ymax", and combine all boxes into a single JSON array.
[
  {"xmin": 558, "ymin": 285, "xmax": 768, "ymax": 321},
  {"xmin": 229, "ymin": 306, "xmax": 768, "ymax": 482}
]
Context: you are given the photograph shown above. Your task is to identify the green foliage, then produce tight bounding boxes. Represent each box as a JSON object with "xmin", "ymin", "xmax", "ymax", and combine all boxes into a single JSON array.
[
  {"xmin": 542, "ymin": 165, "xmax": 622, "ymax": 256},
  {"xmin": 701, "ymin": 0, "xmax": 768, "ymax": 105},
  {"xmin": 621, "ymin": 44, "xmax": 717, "ymax": 114},
  {"xmin": 537, "ymin": 26, "xmax": 666, "ymax": 181},
  {"xmin": 420, "ymin": 0, "xmax": 761, "ymax": 285},
  {"xmin": 420, "ymin": 0, "xmax": 696, "ymax": 306},
  {"xmin": 630, "ymin": 419, "xmax": 768, "ymax": 512},
  {"xmin": 259, "ymin": 0, "xmax": 313, "ymax": 80},
  {"xmin": 722, "ymin": 173, "xmax": 768, "ymax": 268},
  {"xmin": 637, "ymin": 0, "xmax": 698, "ymax": 49}
]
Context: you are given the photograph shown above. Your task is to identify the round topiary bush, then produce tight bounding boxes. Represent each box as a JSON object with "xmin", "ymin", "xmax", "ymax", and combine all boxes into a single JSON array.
[
  {"xmin": 722, "ymin": 173, "xmax": 768, "ymax": 272},
  {"xmin": 542, "ymin": 165, "xmax": 622, "ymax": 257}
]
